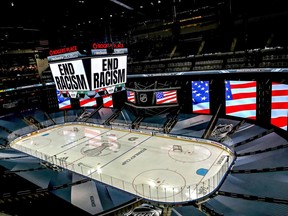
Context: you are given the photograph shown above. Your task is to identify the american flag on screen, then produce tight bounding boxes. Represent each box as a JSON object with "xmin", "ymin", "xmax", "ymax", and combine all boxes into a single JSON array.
[
  {"xmin": 127, "ymin": 90, "xmax": 135, "ymax": 103},
  {"xmin": 57, "ymin": 90, "xmax": 71, "ymax": 110},
  {"xmin": 192, "ymin": 81, "xmax": 210, "ymax": 114},
  {"xmin": 79, "ymin": 96, "xmax": 97, "ymax": 107},
  {"xmin": 271, "ymin": 82, "xmax": 288, "ymax": 131},
  {"xmin": 225, "ymin": 80, "xmax": 257, "ymax": 120},
  {"xmin": 155, "ymin": 90, "xmax": 177, "ymax": 104},
  {"xmin": 103, "ymin": 94, "xmax": 113, "ymax": 108}
]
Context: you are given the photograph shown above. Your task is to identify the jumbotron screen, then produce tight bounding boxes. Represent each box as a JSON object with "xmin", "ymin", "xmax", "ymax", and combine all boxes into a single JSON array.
[
  {"xmin": 91, "ymin": 55, "xmax": 127, "ymax": 90},
  {"xmin": 57, "ymin": 90, "xmax": 71, "ymax": 110},
  {"xmin": 155, "ymin": 90, "xmax": 177, "ymax": 105},
  {"xmin": 50, "ymin": 59, "xmax": 90, "ymax": 91},
  {"xmin": 102, "ymin": 94, "xmax": 113, "ymax": 108},
  {"xmin": 225, "ymin": 80, "xmax": 257, "ymax": 120},
  {"xmin": 49, "ymin": 55, "xmax": 127, "ymax": 93},
  {"xmin": 191, "ymin": 81, "xmax": 210, "ymax": 114},
  {"xmin": 79, "ymin": 96, "xmax": 97, "ymax": 107},
  {"xmin": 126, "ymin": 90, "xmax": 136, "ymax": 104},
  {"xmin": 271, "ymin": 82, "xmax": 288, "ymax": 131}
]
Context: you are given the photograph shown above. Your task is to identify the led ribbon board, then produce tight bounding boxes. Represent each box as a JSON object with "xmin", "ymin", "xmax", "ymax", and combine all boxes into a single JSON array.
[
  {"xmin": 91, "ymin": 55, "xmax": 127, "ymax": 90},
  {"xmin": 50, "ymin": 59, "xmax": 90, "ymax": 91}
]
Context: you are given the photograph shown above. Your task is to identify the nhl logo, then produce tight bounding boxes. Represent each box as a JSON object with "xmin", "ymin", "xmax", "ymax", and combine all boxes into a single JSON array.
[
  {"xmin": 139, "ymin": 93, "xmax": 148, "ymax": 103},
  {"xmin": 211, "ymin": 124, "xmax": 233, "ymax": 139}
]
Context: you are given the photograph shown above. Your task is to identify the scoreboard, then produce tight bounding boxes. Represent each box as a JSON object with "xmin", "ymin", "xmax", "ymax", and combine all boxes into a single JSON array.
[
  {"xmin": 49, "ymin": 56, "xmax": 127, "ymax": 92},
  {"xmin": 91, "ymin": 55, "xmax": 127, "ymax": 90},
  {"xmin": 48, "ymin": 43, "xmax": 127, "ymax": 109},
  {"xmin": 50, "ymin": 59, "xmax": 90, "ymax": 91}
]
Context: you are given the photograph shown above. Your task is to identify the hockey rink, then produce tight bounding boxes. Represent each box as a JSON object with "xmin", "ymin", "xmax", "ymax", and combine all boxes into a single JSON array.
[{"xmin": 10, "ymin": 124, "xmax": 234, "ymax": 203}]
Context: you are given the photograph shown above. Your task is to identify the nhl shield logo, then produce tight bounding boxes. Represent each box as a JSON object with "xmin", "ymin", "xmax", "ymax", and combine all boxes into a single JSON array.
[
  {"xmin": 139, "ymin": 93, "xmax": 148, "ymax": 103},
  {"xmin": 211, "ymin": 124, "xmax": 233, "ymax": 139}
]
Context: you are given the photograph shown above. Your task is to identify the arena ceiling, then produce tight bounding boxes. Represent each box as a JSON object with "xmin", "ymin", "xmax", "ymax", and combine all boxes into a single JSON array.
[{"xmin": 0, "ymin": 0, "xmax": 287, "ymax": 52}]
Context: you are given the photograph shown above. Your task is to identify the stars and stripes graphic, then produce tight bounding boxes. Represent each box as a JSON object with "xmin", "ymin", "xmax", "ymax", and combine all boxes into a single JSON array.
[
  {"xmin": 103, "ymin": 94, "xmax": 113, "ymax": 108},
  {"xmin": 127, "ymin": 90, "xmax": 135, "ymax": 103},
  {"xmin": 225, "ymin": 80, "xmax": 257, "ymax": 120},
  {"xmin": 57, "ymin": 90, "xmax": 71, "ymax": 110},
  {"xmin": 192, "ymin": 81, "xmax": 210, "ymax": 114},
  {"xmin": 155, "ymin": 90, "xmax": 177, "ymax": 105},
  {"xmin": 79, "ymin": 96, "xmax": 97, "ymax": 107},
  {"xmin": 271, "ymin": 82, "xmax": 288, "ymax": 131}
]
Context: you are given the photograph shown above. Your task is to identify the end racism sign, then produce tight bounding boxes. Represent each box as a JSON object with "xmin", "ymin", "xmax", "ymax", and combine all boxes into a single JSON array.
[
  {"xmin": 50, "ymin": 59, "xmax": 90, "ymax": 91},
  {"xmin": 91, "ymin": 55, "xmax": 127, "ymax": 90},
  {"xmin": 49, "ymin": 55, "xmax": 127, "ymax": 92}
]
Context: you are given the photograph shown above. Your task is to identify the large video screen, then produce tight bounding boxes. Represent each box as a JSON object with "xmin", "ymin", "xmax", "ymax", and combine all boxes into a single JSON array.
[
  {"xmin": 102, "ymin": 94, "xmax": 113, "ymax": 108},
  {"xmin": 91, "ymin": 55, "xmax": 127, "ymax": 90},
  {"xmin": 50, "ymin": 59, "xmax": 90, "ymax": 91},
  {"xmin": 127, "ymin": 90, "xmax": 136, "ymax": 103},
  {"xmin": 79, "ymin": 96, "xmax": 97, "ymax": 107},
  {"xmin": 192, "ymin": 81, "xmax": 210, "ymax": 114},
  {"xmin": 225, "ymin": 80, "xmax": 257, "ymax": 120},
  {"xmin": 57, "ymin": 90, "xmax": 71, "ymax": 110},
  {"xmin": 155, "ymin": 90, "xmax": 177, "ymax": 105},
  {"xmin": 271, "ymin": 82, "xmax": 288, "ymax": 131}
]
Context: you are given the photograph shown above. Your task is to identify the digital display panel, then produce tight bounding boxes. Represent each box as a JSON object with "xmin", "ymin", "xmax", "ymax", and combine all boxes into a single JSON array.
[
  {"xmin": 50, "ymin": 59, "xmax": 90, "ymax": 91},
  {"xmin": 127, "ymin": 90, "xmax": 136, "ymax": 103},
  {"xmin": 57, "ymin": 90, "xmax": 71, "ymax": 110},
  {"xmin": 271, "ymin": 82, "xmax": 288, "ymax": 131},
  {"xmin": 192, "ymin": 81, "xmax": 210, "ymax": 114},
  {"xmin": 225, "ymin": 80, "xmax": 257, "ymax": 119},
  {"xmin": 91, "ymin": 55, "xmax": 127, "ymax": 90},
  {"xmin": 102, "ymin": 94, "xmax": 113, "ymax": 108},
  {"xmin": 155, "ymin": 90, "xmax": 177, "ymax": 105},
  {"xmin": 79, "ymin": 96, "xmax": 97, "ymax": 107}
]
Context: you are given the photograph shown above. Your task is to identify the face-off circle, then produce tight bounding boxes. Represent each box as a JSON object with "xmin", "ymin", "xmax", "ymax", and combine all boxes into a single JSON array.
[
  {"xmin": 132, "ymin": 169, "xmax": 186, "ymax": 199},
  {"xmin": 168, "ymin": 144, "xmax": 211, "ymax": 163},
  {"xmin": 22, "ymin": 137, "xmax": 52, "ymax": 146}
]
